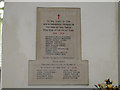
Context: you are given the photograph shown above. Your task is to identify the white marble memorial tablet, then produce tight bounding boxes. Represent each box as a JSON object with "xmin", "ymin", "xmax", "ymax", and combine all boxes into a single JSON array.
[{"xmin": 28, "ymin": 7, "xmax": 89, "ymax": 85}]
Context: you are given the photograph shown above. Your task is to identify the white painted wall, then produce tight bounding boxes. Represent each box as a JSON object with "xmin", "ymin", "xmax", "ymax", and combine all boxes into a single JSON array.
[{"xmin": 1, "ymin": 2, "xmax": 118, "ymax": 88}]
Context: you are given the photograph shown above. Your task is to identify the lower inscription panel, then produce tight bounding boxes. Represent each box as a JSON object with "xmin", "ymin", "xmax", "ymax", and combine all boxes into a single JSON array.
[{"xmin": 29, "ymin": 60, "xmax": 89, "ymax": 85}]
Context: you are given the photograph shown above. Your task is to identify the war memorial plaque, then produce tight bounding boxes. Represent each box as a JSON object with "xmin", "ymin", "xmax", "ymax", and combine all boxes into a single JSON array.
[{"xmin": 28, "ymin": 8, "xmax": 89, "ymax": 85}]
